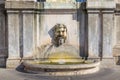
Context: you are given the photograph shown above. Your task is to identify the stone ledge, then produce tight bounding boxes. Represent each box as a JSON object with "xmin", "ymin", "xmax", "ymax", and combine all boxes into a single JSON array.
[
  {"xmin": 5, "ymin": 1, "xmax": 42, "ymax": 9},
  {"xmin": 87, "ymin": 0, "xmax": 115, "ymax": 9},
  {"xmin": 5, "ymin": 1, "xmax": 81, "ymax": 10},
  {"xmin": 25, "ymin": 67, "xmax": 99, "ymax": 76},
  {"xmin": 6, "ymin": 59, "xmax": 21, "ymax": 68},
  {"xmin": 23, "ymin": 60, "xmax": 100, "ymax": 75},
  {"xmin": 43, "ymin": 2, "xmax": 79, "ymax": 9},
  {"xmin": 23, "ymin": 60, "xmax": 100, "ymax": 70}
]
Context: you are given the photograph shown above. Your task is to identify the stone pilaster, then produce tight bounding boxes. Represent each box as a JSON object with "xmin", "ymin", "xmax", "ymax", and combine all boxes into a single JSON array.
[
  {"xmin": 6, "ymin": 10, "xmax": 21, "ymax": 68},
  {"xmin": 113, "ymin": 1, "xmax": 120, "ymax": 64},
  {"xmin": 103, "ymin": 13, "xmax": 114, "ymax": 57},
  {"xmin": 87, "ymin": 13, "xmax": 100, "ymax": 58},
  {"xmin": 5, "ymin": 1, "xmax": 39, "ymax": 67},
  {"xmin": 87, "ymin": 0, "xmax": 115, "ymax": 59},
  {"xmin": 22, "ymin": 11, "xmax": 35, "ymax": 58},
  {"xmin": 7, "ymin": 10, "xmax": 20, "ymax": 59}
]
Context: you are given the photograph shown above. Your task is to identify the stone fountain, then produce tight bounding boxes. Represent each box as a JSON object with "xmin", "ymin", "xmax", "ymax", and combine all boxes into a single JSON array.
[
  {"xmin": 23, "ymin": 23, "xmax": 100, "ymax": 75},
  {"xmin": 0, "ymin": 0, "xmax": 115, "ymax": 71}
]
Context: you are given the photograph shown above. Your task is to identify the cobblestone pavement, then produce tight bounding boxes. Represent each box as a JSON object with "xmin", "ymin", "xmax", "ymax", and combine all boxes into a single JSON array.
[{"xmin": 0, "ymin": 59, "xmax": 120, "ymax": 80}]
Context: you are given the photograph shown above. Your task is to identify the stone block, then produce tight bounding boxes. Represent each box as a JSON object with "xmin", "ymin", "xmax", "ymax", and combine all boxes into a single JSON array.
[
  {"xmin": 114, "ymin": 56, "xmax": 120, "ymax": 65},
  {"xmin": 87, "ymin": 0, "xmax": 115, "ymax": 9},
  {"xmin": 44, "ymin": 2, "xmax": 78, "ymax": 9},
  {"xmin": 6, "ymin": 59, "xmax": 21, "ymax": 68},
  {"xmin": 113, "ymin": 45, "xmax": 120, "ymax": 57},
  {"xmin": 5, "ymin": 1, "xmax": 43, "ymax": 9},
  {"xmin": 5, "ymin": 1, "xmax": 81, "ymax": 10}
]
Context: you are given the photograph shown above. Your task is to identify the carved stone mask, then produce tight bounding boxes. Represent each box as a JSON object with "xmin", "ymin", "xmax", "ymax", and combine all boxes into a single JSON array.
[{"xmin": 54, "ymin": 24, "xmax": 67, "ymax": 46}]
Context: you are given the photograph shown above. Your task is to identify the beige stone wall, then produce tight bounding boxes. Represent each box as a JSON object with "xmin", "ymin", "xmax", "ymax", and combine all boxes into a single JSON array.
[
  {"xmin": 38, "ymin": 14, "xmax": 79, "ymax": 46},
  {"xmin": 4, "ymin": 0, "xmax": 117, "ymax": 61}
]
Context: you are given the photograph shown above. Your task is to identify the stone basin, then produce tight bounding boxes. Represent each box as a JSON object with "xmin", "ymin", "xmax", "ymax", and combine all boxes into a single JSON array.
[
  {"xmin": 23, "ymin": 59, "xmax": 100, "ymax": 76},
  {"xmin": 23, "ymin": 44, "xmax": 100, "ymax": 75}
]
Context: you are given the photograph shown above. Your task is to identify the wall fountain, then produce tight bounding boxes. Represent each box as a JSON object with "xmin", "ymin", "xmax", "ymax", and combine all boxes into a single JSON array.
[
  {"xmin": 4, "ymin": 0, "xmax": 106, "ymax": 74},
  {"xmin": 23, "ymin": 23, "xmax": 100, "ymax": 75}
]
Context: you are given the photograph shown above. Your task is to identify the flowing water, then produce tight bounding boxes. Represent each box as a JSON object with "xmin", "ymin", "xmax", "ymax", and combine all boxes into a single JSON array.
[{"xmin": 33, "ymin": 44, "xmax": 93, "ymax": 65}]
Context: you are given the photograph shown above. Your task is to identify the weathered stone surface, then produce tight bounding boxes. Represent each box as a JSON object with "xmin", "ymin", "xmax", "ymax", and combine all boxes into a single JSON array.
[
  {"xmin": 113, "ymin": 15, "xmax": 120, "ymax": 57},
  {"xmin": 5, "ymin": 1, "xmax": 41, "ymax": 9},
  {"xmin": 115, "ymin": 16, "xmax": 120, "ymax": 43},
  {"xmin": 23, "ymin": 60, "xmax": 100, "ymax": 75},
  {"xmin": 23, "ymin": 13, "xmax": 34, "ymax": 57},
  {"xmin": 88, "ymin": 14, "xmax": 99, "ymax": 57},
  {"xmin": 44, "ymin": 2, "xmax": 78, "ymax": 9},
  {"xmin": 4, "ymin": 0, "xmax": 118, "ymax": 68},
  {"xmin": 114, "ymin": 56, "xmax": 120, "ymax": 65},
  {"xmin": 38, "ymin": 13, "xmax": 79, "ymax": 47},
  {"xmin": 87, "ymin": 0, "xmax": 115, "ymax": 9},
  {"xmin": 7, "ymin": 59, "xmax": 21, "ymax": 68},
  {"xmin": 103, "ymin": 14, "xmax": 114, "ymax": 57},
  {"xmin": 113, "ymin": 45, "xmax": 120, "ymax": 56},
  {"xmin": 5, "ymin": 1, "xmax": 80, "ymax": 10},
  {"xmin": 8, "ymin": 13, "xmax": 20, "ymax": 59}
]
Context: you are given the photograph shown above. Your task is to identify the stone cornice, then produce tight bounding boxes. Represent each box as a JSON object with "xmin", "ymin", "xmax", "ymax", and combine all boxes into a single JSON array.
[
  {"xmin": 86, "ymin": 0, "xmax": 115, "ymax": 13},
  {"xmin": 5, "ymin": 1, "xmax": 41, "ymax": 10},
  {"xmin": 86, "ymin": 0, "xmax": 115, "ymax": 10},
  {"xmin": 5, "ymin": 1, "xmax": 81, "ymax": 10},
  {"xmin": 87, "ymin": 9, "xmax": 115, "ymax": 14}
]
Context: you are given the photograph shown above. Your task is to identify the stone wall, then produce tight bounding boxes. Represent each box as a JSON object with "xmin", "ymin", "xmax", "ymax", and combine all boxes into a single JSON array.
[
  {"xmin": 5, "ymin": 0, "xmax": 116, "ymax": 59},
  {"xmin": 87, "ymin": 0, "xmax": 115, "ymax": 58},
  {"xmin": 113, "ymin": 1, "xmax": 120, "ymax": 64},
  {"xmin": 5, "ymin": 1, "xmax": 87, "ymax": 67},
  {"xmin": 3, "ymin": 0, "xmax": 120, "ymax": 67}
]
